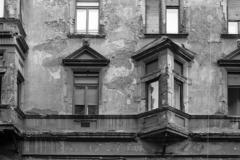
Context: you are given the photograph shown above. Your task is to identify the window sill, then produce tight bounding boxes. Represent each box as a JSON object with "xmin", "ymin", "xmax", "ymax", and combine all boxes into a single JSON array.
[
  {"xmin": 221, "ymin": 34, "xmax": 240, "ymax": 39},
  {"xmin": 143, "ymin": 33, "xmax": 188, "ymax": 38},
  {"xmin": 67, "ymin": 33, "xmax": 106, "ymax": 38}
]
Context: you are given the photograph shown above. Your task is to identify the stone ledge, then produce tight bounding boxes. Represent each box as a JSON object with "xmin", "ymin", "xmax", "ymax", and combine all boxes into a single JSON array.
[{"xmin": 143, "ymin": 33, "xmax": 188, "ymax": 39}]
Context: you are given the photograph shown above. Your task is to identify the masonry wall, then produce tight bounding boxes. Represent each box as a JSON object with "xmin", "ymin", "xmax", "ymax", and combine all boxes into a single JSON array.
[{"xmin": 21, "ymin": 0, "xmax": 233, "ymax": 115}]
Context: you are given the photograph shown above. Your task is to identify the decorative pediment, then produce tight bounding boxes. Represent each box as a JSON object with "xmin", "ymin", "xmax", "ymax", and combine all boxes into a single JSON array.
[
  {"xmin": 62, "ymin": 39, "xmax": 109, "ymax": 66},
  {"xmin": 132, "ymin": 36, "xmax": 196, "ymax": 62},
  {"xmin": 218, "ymin": 47, "xmax": 240, "ymax": 67}
]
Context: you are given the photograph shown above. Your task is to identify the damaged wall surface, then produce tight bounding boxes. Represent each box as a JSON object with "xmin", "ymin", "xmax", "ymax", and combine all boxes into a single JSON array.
[{"xmin": 2, "ymin": 0, "xmax": 240, "ymax": 159}]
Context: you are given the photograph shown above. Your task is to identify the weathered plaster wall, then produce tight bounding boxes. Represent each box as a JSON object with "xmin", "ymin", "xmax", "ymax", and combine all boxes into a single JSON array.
[
  {"xmin": 22, "ymin": 0, "xmax": 143, "ymax": 115},
  {"xmin": 21, "ymin": 0, "xmax": 238, "ymax": 115}
]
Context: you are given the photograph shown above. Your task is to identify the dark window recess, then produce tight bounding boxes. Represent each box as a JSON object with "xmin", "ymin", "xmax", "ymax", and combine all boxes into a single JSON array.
[
  {"xmin": 0, "ymin": 76, "xmax": 2, "ymax": 104},
  {"xmin": 228, "ymin": 0, "xmax": 240, "ymax": 34},
  {"xmin": 228, "ymin": 73, "xmax": 240, "ymax": 115},
  {"xmin": 174, "ymin": 79, "xmax": 183, "ymax": 111},
  {"xmin": 81, "ymin": 122, "xmax": 90, "ymax": 127},
  {"xmin": 0, "ymin": 53, "xmax": 3, "ymax": 66},
  {"xmin": 74, "ymin": 72, "xmax": 99, "ymax": 115},
  {"xmin": 174, "ymin": 60, "xmax": 183, "ymax": 75},
  {"xmin": 146, "ymin": 59, "xmax": 158, "ymax": 75}
]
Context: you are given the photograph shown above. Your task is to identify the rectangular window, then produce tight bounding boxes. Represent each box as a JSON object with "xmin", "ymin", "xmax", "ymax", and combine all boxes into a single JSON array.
[
  {"xmin": 174, "ymin": 79, "xmax": 183, "ymax": 111},
  {"xmin": 174, "ymin": 60, "xmax": 183, "ymax": 75},
  {"xmin": 76, "ymin": 0, "xmax": 99, "ymax": 34},
  {"xmin": 228, "ymin": 73, "xmax": 240, "ymax": 115},
  {"xmin": 147, "ymin": 80, "xmax": 159, "ymax": 111},
  {"xmin": 166, "ymin": 8, "xmax": 179, "ymax": 33},
  {"xmin": 74, "ymin": 72, "xmax": 99, "ymax": 115},
  {"xmin": 228, "ymin": 0, "xmax": 240, "ymax": 34},
  {"xmin": 0, "ymin": 0, "xmax": 4, "ymax": 18},
  {"xmin": 17, "ymin": 71, "xmax": 24, "ymax": 108},
  {"xmin": 146, "ymin": 59, "xmax": 158, "ymax": 75}
]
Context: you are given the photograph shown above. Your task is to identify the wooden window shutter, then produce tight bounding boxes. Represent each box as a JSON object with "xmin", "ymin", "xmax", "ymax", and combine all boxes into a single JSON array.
[
  {"xmin": 228, "ymin": 0, "xmax": 240, "ymax": 20},
  {"xmin": 146, "ymin": 0, "xmax": 160, "ymax": 33}
]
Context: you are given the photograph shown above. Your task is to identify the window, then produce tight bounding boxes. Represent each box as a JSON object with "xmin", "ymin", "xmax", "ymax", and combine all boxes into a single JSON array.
[
  {"xmin": 228, "ymin": 73, "xmax": 240, "ymax": 115},
  {"xmin": 144, "ymin": 58, "xmax": 160, "ymax": 111},
  {"xmin": 76, "ymin": 0, "xmax": 99, "ymax": 34},
  {"xmin": 74, "ymin": 72, "xmax": 99, "ymax": 115},
  {"xmin": 173, "ymin": 60, "xmax": 184, "ymax": 111},
  {"xmin": 17, "ymin": 71, "xmax": 24, "ymax": 108},
  {"xmin": 146, "ymin": 0, "xmax": 180, "ymax": 34},
  {"xmin": 0, "ymin": 0, "xmax": 4, "ymax": 18},
  {"xmin": 62, "ymin": 39, "xmax": 110, "ymax": 115},
  {"xmin": 147, "ymin": 80, "xmax": 159, "ymax": 111},
  {"xmin": 227, "ymin": 0, "xmax": 240, "ymax": 34}
]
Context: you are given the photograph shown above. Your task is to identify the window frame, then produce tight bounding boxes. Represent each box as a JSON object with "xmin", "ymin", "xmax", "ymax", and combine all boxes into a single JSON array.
[
  {"xmin": 227, "ymin": 0, "xmax": 240, "ymax": 34},
  {"xmin": 75, "ymin": 0, "xmax": 100, "ymax": 34},
  {"xmin": 73, "ymin": 71, "xmax": 99, "ymax": 115},
  {"xmin": 146, "ymin": 78, "xmax": 159, "ymax": 111},
  {"xmin": 166, "ymin": 6, "xmax": 179, "ymax": 34}
]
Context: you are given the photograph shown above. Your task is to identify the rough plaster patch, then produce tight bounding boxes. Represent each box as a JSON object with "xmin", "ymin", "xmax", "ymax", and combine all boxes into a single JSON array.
[
  {"xmin": 48, "ymin": 67, "xmax": 61, "ymax": 79},
  {"xmin": 105, "ymin": 58, "xmax": 134, "ymax": 83}
]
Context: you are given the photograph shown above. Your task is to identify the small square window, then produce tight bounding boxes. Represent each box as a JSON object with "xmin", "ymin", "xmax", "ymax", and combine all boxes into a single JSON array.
[
  {"xmin": 76, "ymin": 0, "xmax": 99, "ymax": 34},
  {"xmin": 228, "ymin": 22, "xmax": 238, "ymax": 34},
  {"xmin": 0, "ymin": 0, "xmax": 4, "ymax": 18},
  {"xmin": 74, "ymin": 72, "xmax": 99, "ymax": 115}
]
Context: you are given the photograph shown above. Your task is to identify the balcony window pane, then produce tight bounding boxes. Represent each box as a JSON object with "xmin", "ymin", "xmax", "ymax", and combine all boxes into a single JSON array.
[
  {"xmin": 148, "ymin": 81, "xmax": 159, "ymax": 110},
  {"xmin": 74, "ymin": 87, "xmax": 85, "ymax": 105},
  {"xmin": 76, "ymin": 9, "xmax": 87, "ymax": 32},
  {"xmin": 0, "ymin": 0, "xmax": 4, "ymax": 17},
  {"xmin": 88, "ymin": 87, "xmax": 98, "ymax": 105},
  {"xmin": 174, "ymin": 80, "xmax": 182, "ymax": 110},
  {"xmin": 228, "ymin": 22, "xmax": 238, "ymax": 34},
  {"xmin": 88, "ymin": 9, "xmax": 99, "ymax": 34},
  {"xmin": 166, "ymin": 9, "xmax": 179, "ymax": 33}
]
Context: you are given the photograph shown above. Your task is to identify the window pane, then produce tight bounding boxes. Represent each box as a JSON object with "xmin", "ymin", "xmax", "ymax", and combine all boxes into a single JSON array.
[
  {"xmin": 75, "ymin": 105, "xmax": 85, "ymax": 115},
  {"xmin": 174, "ymin": 60, "xmax": 183, "ymax": 75},
  {"xmin": 88, "ymin": 87, "xmax": 98, "ymax": 105},
  {"xmin": 174, "ymin": 80, "xmax": 182, "ymax": 110},
  {"xmin": 228, "ymin": 87, "xmax": 240, "ymax": 115},
  {"xmin": 228, "ymin": 73, "xmax": 240, "ymax": 85},
  {"xmin": 88, "ymin": 9, "xmax": 99, "ymax": 34},
  {"xmin": 88, "ymin": 105, "xmax": 98, "ymax": 115},
  {"xmin": 146, "ymin": 59, "xmax": 158, "ymax": 75},
  {"xmin": 146, "ymin": 0, "xmax": 160, "ymax": 33},
  {"xmin": 0, "ymin": 0, "xmax": 4, "ymax": 17},
  {"xmin": 74, "ymin": 77, "xmax": 98, "ymax": 84},
  {"xmin": 166, "ymin": 9, "xmax": 179, "ymax": 33},
  {"xmin": 76, "ymin": 9, "xmax": 87, "ymax": 32},
  {"xmin": 148, "ymin": 81, "xmax": 159, "ymax": 110},
  {"xmin": 74, "ymin": 87, "xmax": 85, "ymax": 105},
  {"xmin": 228, "ymin": 22, "xmax": 238, "ymax": 34}
]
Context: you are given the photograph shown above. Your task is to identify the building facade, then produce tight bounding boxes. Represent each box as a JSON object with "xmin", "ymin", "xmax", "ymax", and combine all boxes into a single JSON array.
[{"xmin": 1, "ymin": 0, "xmax": 240, "ymax": 159}]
